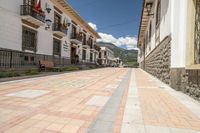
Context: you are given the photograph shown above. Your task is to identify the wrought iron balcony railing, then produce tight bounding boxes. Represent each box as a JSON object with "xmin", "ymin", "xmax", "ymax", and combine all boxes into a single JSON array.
[
  {"xmin": 20, "ymin": 5, "xmax": 45, "ymax": 23},
  {"xmin": 52, "ymin": 23, "xmax": 68, "ymax": 35},
  {"xmin": 71, "ymin": 33, "xmax": 83, "ymax": 42}
]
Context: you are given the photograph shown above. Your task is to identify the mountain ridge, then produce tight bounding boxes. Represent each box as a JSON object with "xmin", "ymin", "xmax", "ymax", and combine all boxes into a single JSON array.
[{"xmin": 97, "ymin": 42, "xmax": 138, "ymax": 64}]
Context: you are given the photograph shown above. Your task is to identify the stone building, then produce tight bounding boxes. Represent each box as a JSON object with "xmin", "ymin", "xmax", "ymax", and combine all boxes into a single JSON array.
[
  {"xmin": 137, "ymin": 0, "xmax": 200, "ymax": 100},
  {"xmin": 0, "ymin": 0, "xmax": 100, "ymax": 70}
]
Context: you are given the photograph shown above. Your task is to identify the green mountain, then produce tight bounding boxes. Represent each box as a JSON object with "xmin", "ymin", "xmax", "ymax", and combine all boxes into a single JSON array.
[{"xmin": 97, "ymin": 42, "xmax": 138, "ymax": 65}]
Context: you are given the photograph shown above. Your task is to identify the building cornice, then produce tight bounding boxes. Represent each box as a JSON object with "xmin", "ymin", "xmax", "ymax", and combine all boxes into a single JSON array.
[
  {"xmin": 137, "ymin": 0, "xmax": 153, "ymax": 48},
  {"xmin": 51, "ymin": 0, "xmax": 101, "ymax": 39}
]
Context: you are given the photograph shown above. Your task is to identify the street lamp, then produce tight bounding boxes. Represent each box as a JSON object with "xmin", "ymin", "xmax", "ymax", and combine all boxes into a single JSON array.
[
  {"xmin": 45, "ymin": 3, "xmax": 52, "ymax": 13},
  {"xmin": 45, "ymin": 19, "xmax": 52, "ymax": 30},
  {"xmin": 146, "ymin": 2, "xmax": 154, "ymax": 16}
]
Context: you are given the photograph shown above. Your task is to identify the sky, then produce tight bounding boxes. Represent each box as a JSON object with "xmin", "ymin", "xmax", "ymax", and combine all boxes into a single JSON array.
[{"xmin": 66, "ymin": 0, "xmax": 142, "ymax": 50}]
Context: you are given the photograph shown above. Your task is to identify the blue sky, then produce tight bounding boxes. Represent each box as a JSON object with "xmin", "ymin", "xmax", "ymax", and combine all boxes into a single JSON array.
[{"xmin": 67, "ymin": 0, "xmax": 142, "ymax": 50}]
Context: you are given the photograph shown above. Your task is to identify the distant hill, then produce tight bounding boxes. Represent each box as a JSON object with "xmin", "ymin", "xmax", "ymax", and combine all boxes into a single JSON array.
[{"xmin": 97, "ymin": 42, "xmax": 138, "ymax": 65}]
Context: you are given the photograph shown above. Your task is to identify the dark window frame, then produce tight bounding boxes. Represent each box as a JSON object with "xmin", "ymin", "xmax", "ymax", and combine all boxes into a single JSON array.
[
  {"xmin": 82, "ymin": 49, "xmax": 86, "ymax": 60},
  {"xmin": 71, "ymin": 25, "xmax": 77, "ymax": 38},
  {"xmin": 53, "ymin": 38, "xmax": 61, "ymax": 56},
  {"xmin": 99, "ymin": 52, "xmax": 102, "ymax": 58},
  {"xmin": 149, "ymin": 21, "xmax": 152, "ymax": 42},
  {"xmin": 22, "ymin": 26, "xmax": 37, "ymax": 52},
  {"xmin": 54, "ymin": 11, "xmax": 62, "ymax": 30},
  {"xmin": 149, "ymin": 21, "xmax": 152, "ymax": 51},
  {"xmin": 156, "ymin": 0, "xmax": 161, "ymax": 28},
  {"xmin": 104, "ymin": 51, "xmax": 107, "ymax": 57},
  {"xmin": 83, "ymin": 33, "xmax": 87, "ymax": 45},
  {"xmin": 90, "ymin": 52, "xmax": 93, "ymax": 62}
]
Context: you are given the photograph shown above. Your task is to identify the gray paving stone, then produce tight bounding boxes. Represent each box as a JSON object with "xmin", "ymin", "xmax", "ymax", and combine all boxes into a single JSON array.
[
  {"xmin": 145, "ymin": 125, "xmax": 171, "ymax": 133},
  {"xmin": 170, "ymin": 128, "xmax": 200, "ymax": 133},
  {"xmin": 6, "ymin": 89, "xmax": 49, "ymax": 98},
  {"xmin": 91, "ymin": 121, "xmax": 113, "ymax": 131},
  {"xmin": 97, "ymin": 113, "xmax": 116, "ymax": 122},
  {"xmin": 121, "ymin": 123, "xmax": 146, "ymax": 133},
  {"xmin": 87, "ymin": 69, "xmax": 132, "ymax": 133},
  {"xmin": 85, "ymin": 96, "xmax": 110, "ymax": 107}
]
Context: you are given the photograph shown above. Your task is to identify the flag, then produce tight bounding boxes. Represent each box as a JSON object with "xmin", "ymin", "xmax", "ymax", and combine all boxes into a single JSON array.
[{"xmin": 35, "ymin": 0, "xmax": 41, "ymax": 12}]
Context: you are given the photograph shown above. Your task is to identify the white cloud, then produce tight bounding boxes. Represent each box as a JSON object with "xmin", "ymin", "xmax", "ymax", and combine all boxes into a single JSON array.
[
  {"xmin": 97, "ymin": 32, "xmax": 138, "ymax": 50},
  {"xmin": 88, "ymin": 22, "xmax": 138, "ymax": 50},
  {"xmin": 88, "ymin": 22, "xmax": 97, "ymax": 31}
]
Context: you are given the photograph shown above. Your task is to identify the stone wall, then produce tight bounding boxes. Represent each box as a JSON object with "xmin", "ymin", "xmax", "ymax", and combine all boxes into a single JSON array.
[
  {"xmin": 142, "ymin": 35, "xmax": 200, "ymax": 101},
  {"xmin": 170, "ymin": 69, "xmax": 200, "ymax": 101},
  {"xmin": 145, "ymin": 35, "xmax": 171, "ymax": 84},
  {"xmin": 182, "ymin": 70, "xmax": 200, "ymax": 100}
]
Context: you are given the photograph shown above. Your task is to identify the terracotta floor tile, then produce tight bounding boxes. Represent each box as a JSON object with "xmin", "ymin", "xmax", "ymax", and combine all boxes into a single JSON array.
[
  {"xmin": 21, "ymin": 127, "xmax": 43, "ymax": 133},
  {"xmin": 61, "ymin": 125, "xmax": 80, "ymax": 133},
  {"xmin": 69, "ymin": 119, "xmax": 85, "ymax": 127},
  {"xmin": 46, "ymin": 123, "xmax": 65, "ymax": 131},
  {"xmin": 19, "ymin": 119, "xmax": 39, "ymax": 127},
  {"xmin": 3, "ymin": 125, "xmax": 26, "ymax": 133},
  {"xmin": 32, "ymin": 120, "xmax": 51, "ymax": 129}
]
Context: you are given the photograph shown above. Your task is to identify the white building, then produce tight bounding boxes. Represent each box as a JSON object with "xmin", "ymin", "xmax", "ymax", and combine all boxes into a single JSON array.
[
  {"xmin": 0, "ymin": 0, "xmax": 100, "ymax": 70},
  {"xmin": 98, "ymin": 46, "xmax": 115, "ymax": 66},
  {"xmin": 138, "ymin": 0, "xmax": 200, "ymax": 99}
]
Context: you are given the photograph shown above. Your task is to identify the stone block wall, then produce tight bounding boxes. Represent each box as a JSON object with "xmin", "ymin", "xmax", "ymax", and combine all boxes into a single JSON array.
[
  {"xmin": 145, "ymin": 35, "xmax": 171, "ymax": 84},
  {"xmin": 141, "ymin": 35, "xmax": 200, "ymax": 101},
  {"xmin": 171, "ymin": 69, "xmax": 200, "ymax": 101},
  {"xmin": 182, "ymin": 70, "xmax": 200, "ymax": 100}
]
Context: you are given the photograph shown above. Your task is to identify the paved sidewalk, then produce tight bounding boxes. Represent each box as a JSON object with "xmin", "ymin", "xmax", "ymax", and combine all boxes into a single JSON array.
[
  {"xmin": 0, "ymin": 68, "xmax": 129, "ymax": 133},
  {"xmin": 121, "ymin": 69, "xmax": 200, "ymax": 133}
]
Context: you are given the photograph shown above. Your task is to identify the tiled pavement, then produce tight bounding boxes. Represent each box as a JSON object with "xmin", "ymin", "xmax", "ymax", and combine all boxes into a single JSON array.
[
  {"xmin": 120, "ymin": 69, "xmax": 200, "ymax": 133},
  {"xmin": 0, "ymin": 68, "xmax": 128, "ymax": 133},
  {"xmin": 0, "ymin": 68, "xmax": 200, "ymax": 133}
]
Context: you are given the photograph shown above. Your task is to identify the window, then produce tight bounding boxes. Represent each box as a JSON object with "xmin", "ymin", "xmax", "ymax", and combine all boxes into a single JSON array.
[
  {"xmin": 156, "ymin": 0, "xmax": 161, "ymax": 27},
  {"xmin": 145, "ymin": 32, "xmax": 148, "ymax": 53},
  {"xmin": 90, "ymin": 52, "xmax": 93, "ymax": 62},
  {"xmin": 194, "ymin": 0, "xmax": 200, "ymax": 64},
  {"xmin": 54, "ymin": 12, "xmax": 61, "ymax": 30},
  {"xmin": 23, "ymin": 0, "xmax": 36, "ymax": 6},
  {"xmin": 83, "ymin": 33, "xmax": 86, "ymax": 45},
  {"xmin": 53, "ymin": 38, "xmax": 61, "ymax": 56},
  {"xmin": 82, "ymin": 49, "xmax": 86, "ymax": 60},
  {"xmin": 99, "ymin": 52, "xmax": 102, "ymax": 58},
  {"xmin": 22, "ymin": 26, "xmax": 37, "ymax": 52},
  {"xmin": 104, "ymin": 51, "xmax": 107, "ymax": 57},
  {"xmin": 71, "ymin": 25, "xmax": 77, "ymax": 38},
  {"xmin": 149, "ymin": 22, "xmax": 152, "ymax": 42},
  {"xmin": 88, "ymin": 38, "xmax": 93, "ymax": 48}
]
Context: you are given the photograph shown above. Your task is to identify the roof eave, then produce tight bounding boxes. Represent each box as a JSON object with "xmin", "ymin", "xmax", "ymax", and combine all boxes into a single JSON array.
[{"xmin": 53, "ymin": 0, "xmax": 100, "ymax": 39}]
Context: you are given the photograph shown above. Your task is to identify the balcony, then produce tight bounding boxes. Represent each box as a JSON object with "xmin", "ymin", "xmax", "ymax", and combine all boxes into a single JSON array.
[
  {"xmin": 94, "ymin": 45, "xmax": 101, "ymax": 52},
  {"xmin": 82, "ymin": 40, "xmax": 89, "ymax": 49},
  {"xmin": 53, "ymin": 23, "xmax": 68, "ymax": 37},
  {"xmin": 89, "ymin": 43, "xmax": 94, "ymax": 52},
  {"xmin": 70, "ymin": 33, "xmax": 82, "ymax": 44},
  {"xmin": 20, "ymin": 5, "xmax": 45, "ymax": 26}
]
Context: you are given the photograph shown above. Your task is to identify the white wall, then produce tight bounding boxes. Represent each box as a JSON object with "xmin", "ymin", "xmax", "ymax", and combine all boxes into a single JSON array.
[
  {"xmin": 145, "ymin": 0, "xmax": 171, "ymax": 56},
  {"xmin": 0, "ymin": 3, "xmax": 23, "ymax": 51},
  {"xmin": 170, "ymin": 0, "xmax": 187, "ymax": 68},
  {"xmin": 141, "ymin": 0, "xmax": 187, "ymax": 68},
  {"xmin": 0, "ymin": 0, "xmax": 76, "ymax": 59}
]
